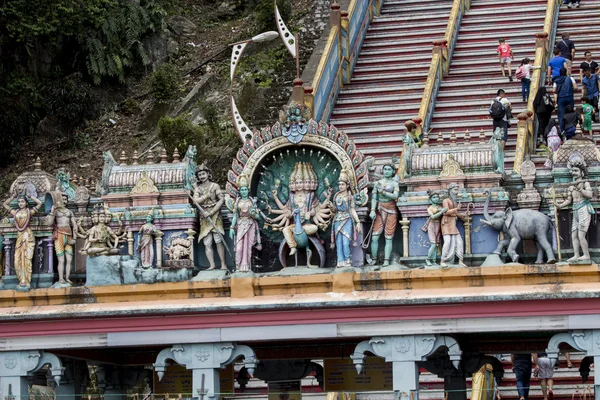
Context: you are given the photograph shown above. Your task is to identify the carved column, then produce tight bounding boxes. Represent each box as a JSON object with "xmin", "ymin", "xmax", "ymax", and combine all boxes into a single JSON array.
[
  {"xmin": 186, "ymin": 229, "xmax": 197, "ymax": 264},
  {"xmin": 546, "ymin": 330, "xmax": 600, "ymax": 398},
  {"xmin": 127, "ymin": 230, "xmax": 134, "ymax": 257},
  {"xmin": 516, "ymin": 160, "xmax": 541, "ymax": 210},
  {"xmin": 400, "ymin": 218, "xmax": 411, "ymax": 258},
  {"xmin": 155, "ymin": 232, "xmax": 164, "ymax": 268},
  {"xmin": 44, "ymin": 238, "xmax": 54, "ymax": 274},
  {"xmin": 0, "ymin": 351, "xmax": 64, "ymax": 399},
  {"xmin": 154, "ymin": 343, "xmax": 258, "ymax": 399},
  {"xmin": 463, "ymin": 216, "xmax": 472, "ymax": 255},
  {"xmin": 3, "ymin": 237, "xmax": 11, "ymax": 277},
  {"xmin": 351, "ymin": 335, "xmax": 462, "ymax": 400}
]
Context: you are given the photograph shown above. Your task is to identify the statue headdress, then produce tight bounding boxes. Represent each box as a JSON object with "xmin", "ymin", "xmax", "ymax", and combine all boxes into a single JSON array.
[
  {"xmin": 196, "ymin": 162, "xmax": 214, "ymax": 182},
  {"xmin": 567, "ymin": 151, "xmax": 588, "ymax": 179},
  {"xmin": 237, "ymin": 174, "xmax": 250, "ymax": 188}
]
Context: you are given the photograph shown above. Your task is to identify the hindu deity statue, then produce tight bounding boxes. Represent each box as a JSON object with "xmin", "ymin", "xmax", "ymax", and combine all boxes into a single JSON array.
[
  {"xmin": 554, "ymin": 152, "xmax": 595, "ymax": 263},
  {"xmin": 3, "ymin": 193, "xmax": 43, "ymax": 290},
  {"xmin": 47, "ymin": 192, "xmax": 78, "ymax": 284},
  {"xmin": 421, "ymin": 191, "xmax": 447, "ymax": 267},
  {"xmin": 440, "ymin": 183, "xmax": 467, "ymax": 268},
  {"xmin": 368, "ymin": 164, "xmax": 399, "ymax": 266},
  {"xmin": 490, "ymin": 126, "xmax": 505, "ymax": 174},
  {"xmin": 267, "ymin": 162, "xmax": 332, "ymax": 256},
  {"xmin": 192, "ymin": 164, "xmax": 227, "ymax": 270},
  {"xmin": 77, "ymin": 205, "xmax": 120, "ymax": 257},
  {"xmin": 228, "ymin": 174, "xmax": 262, "ymax": 272},
  {"xmin": 136, "ymin": 213, "xmax": 163, "ymax": 268},
  {"xmin": 280, "ymin": 102, "xmax": 310, "ymax": 144},
  {"xmin": 331, "ymin": 169, "xmax": 361, "ymax": 268}
]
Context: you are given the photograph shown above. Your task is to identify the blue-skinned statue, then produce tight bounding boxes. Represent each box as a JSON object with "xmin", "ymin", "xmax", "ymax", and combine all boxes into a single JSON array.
[
  {"xmin": 331, "ymin": 169, "xmax": 362, "ymax": 268},
  {"xmin": 368, "ymin": 164, "xmax": 399, "ymax": 266},
  {"xmin": 280, "ymin": 102, "xmax": 310, "ymax": 144}
]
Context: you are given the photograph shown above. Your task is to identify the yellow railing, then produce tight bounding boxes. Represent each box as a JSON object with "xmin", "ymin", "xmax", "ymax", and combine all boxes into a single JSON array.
[
  {"xmin": 417, "ymin": 0, "xmax": 470, "ymax": 133},
  {"xmin": 513, "ymin": 0, "xmax": 562, "ymax": 174}
]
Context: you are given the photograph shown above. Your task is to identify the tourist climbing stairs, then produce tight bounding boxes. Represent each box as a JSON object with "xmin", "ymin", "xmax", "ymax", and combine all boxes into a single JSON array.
[
  {"xmin": 427, "ymin": 0, "xmax": 549, "ymax": 170},
  {"xmin": 328, "ymin": 0, "xmax": 453, "ymax": 162},
  {"xmin": 545, "ymin": 0, "xmax": 600, "ymax": 146}
]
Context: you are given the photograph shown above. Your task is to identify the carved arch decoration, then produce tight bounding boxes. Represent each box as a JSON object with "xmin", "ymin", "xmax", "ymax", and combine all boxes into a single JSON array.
[{"xmin": 226, "ymin": 119, "xmax": 371, "ymax": 204}]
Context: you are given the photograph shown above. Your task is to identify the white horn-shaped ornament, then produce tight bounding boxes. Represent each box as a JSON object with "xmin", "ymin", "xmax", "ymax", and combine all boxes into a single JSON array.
[
  {"xmin": 275, "ymin": 2, "xmax": 297, "ymax": 58},
  {"xmin": 230, "ymin": 40, "xmax": 250, "ymax": 81},
  {"xmin": 252, "ymin": 31, "xmax": 279, "ymax": 43},
  {"xmin": 230, "ymin": 93, "xmax": 252, "ymax": 141}
]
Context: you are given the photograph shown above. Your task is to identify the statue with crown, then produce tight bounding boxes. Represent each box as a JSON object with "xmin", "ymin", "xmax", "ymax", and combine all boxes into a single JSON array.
[{"xmin": 225, "ymin": 101, "xmax": 371, "ymax": 270}]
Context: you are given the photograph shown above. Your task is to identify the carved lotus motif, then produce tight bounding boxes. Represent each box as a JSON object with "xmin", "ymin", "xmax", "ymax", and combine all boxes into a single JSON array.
[
  {"xmin": 4, "ymin": 355, "xmax": 17, "ymax": 369},
  {"xmin": 195, "ymin": 346, "xmax": 211, "ymax": 362},
  {"xmin": 394, "ymin": 337, "xmax": 411, "ymax": 354}
]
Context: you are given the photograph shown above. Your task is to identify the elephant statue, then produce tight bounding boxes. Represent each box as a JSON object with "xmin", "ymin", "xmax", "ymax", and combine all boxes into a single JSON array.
[{"xmin": 482, "ymin": 191, "xmax": 556, "ymax": 264}]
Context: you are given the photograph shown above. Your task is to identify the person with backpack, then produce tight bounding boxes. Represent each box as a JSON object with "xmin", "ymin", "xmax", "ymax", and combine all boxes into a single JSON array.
[
  {"xmin": 553, "ymin": 67, "xmax": 577, "ymax": 128},
  {"xmin": 581, "ymin": 67, "xmax": 600, "ymax": 112},
  {"xmin": 561, "ymin": 105, "xmax": 581, "ymax": 140},
  {"xmin": 516, "ymin": 58, "xmax": 540, "ymax": 102},
  {"xmin": 489, "ymin": 89, "xmax": 512, "ymax": 149},
  {"xmin": 533, "ymin": 87, "xmax": 556, "ymax": 146}
]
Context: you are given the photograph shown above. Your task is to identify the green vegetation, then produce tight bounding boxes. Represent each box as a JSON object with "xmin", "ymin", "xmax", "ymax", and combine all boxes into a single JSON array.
[
  {"xmin": 150, "ymin": 63, "xmax": 183, "ymax": 103},
  {"xmin": 158, "ymin": 101, "xmax": 241, "ymax": 184},
  {"xmin": 254, "ymin": 0, "xmax": 292, "ymax": 32},
  {"xmin": 0, "ymin": 0, "xmax": 168, "ymax": 166}
]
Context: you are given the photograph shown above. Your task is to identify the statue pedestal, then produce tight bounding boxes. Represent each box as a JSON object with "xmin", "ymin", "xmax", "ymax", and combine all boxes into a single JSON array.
[
  {"xmin": 162, "ymin": 259, "xmax": 194, "ymax": 269},
  {"xmin": 86, "ymin": 255, "xmax": 193, "ymax": 286},
  {"xmin": 0, "ymin": 273, "xmax": 54, "ymax": 291}
]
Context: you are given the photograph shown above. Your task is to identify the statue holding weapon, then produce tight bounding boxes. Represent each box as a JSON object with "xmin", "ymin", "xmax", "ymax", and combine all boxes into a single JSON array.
[{"xmin": 191, "ymin": 164, "xmax": 230, "ymax": 270}]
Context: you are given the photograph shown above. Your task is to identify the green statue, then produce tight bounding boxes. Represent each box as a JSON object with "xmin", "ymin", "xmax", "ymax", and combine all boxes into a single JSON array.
[
  {"xmin": 368, "ymin": 164, "xmax": 399, "ymax": 266},
  {"xmin": 421, "ymin": 192, "xmax": 447, "ymax": 266}
]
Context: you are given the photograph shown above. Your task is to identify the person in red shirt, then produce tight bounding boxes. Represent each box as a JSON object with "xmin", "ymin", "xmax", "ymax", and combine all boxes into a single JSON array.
[{"xmin": 497, "ymin": 38, "xmax": 515, "ymax": 81}]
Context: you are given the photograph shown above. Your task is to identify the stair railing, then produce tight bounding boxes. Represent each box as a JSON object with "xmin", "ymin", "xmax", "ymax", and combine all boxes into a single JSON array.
[
  {"xmin": 305, "ymin": 0, "xmax": 382, "ymax": 123},
  {"xmin": 513, "ymin": 0, "xmax": 562, "ymax": 174},
  {"xmin": 418, "ymin": 0, "xmax": 470, "ymax": 135}
]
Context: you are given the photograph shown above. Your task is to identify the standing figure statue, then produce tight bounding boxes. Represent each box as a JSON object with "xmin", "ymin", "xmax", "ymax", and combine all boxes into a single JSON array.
[
  {"xmin": 368, "ymin": 164, "xmax": 399, "ymax": 266},
  {"xmin": 193, "ymin": 164, "xmax": 227, "ymax": 270},
  {"xmin": 272, "ymin": 162, "xmax": 332, "ymax": 256},
  {"xmin": 441, "ymin": 183, "xmax": 467, "ymax": 268},
  {"xmin": 554, "ymin": 153, "xmax": 595, "ymax": 263},
  {"xmin": 331, "ymin": 169, "xmax": 362, "ymax": 268},
  {"xmin": 3, "ymin": 194, "xmax": 43, "ymax": 290},
  {"xmin": 137, "ymin": 213, "xmax": 163, "ymax": 268},
  {"xmin": 47, "ymin": 192, "xmax": 78, "ymax": 284},
  {"xmin": 229, "ymin": 174, "xmax": 262, "ymax": 272},
  {"xmin": 422, "ymin": 192, "xmax": 447, "ymax": 266},
  {"xmin": 490, "ymin": 126, "xmax": 505, "ymax": 174}
]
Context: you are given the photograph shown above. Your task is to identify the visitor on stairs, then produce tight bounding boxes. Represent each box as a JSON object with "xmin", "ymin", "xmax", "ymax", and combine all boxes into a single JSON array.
[
  {"xmin": 553, "ymin": 67, "xmax": 577, "ymax": 128},
  {"xmin": 562, "ymin": 105, "xmax": 582, "ymax": 140},
  {"xmin": 556, "ymin": 32, "xmax": 576, "ymax": 75},
  {"xmin": 547, "ymin": 48, "xmax": 568, "ymax": 84},
  {"xmin": 579, "ymin": 51, "xmax": 598, "ymax": 83},
  {"xmin": 497, "ymin": 38, "xmax": 514, "ymax": 81},
  {"xmin": 516, "ymin": 58, "xmax": 532, "ymax": 101},
  {"xmin": 581, "ymin": 97, "xmax": 596, "ymax": 133},
  {"xmin": 533, "ymin": 353, "xmax": 555, "ymax": 400},
  {"xmin": 564, "ymin": 0, "xmax": 581, "ymax": 8},
  {"xmin": 512, "ymin": 353, "xmax": 533, "ymax": 400},
  {"xmin": 581, "ymin": 67, "xmax": 600, "ymax": 112},
  {"xmin": 545, "ymin": 119, "xmax": 562, "ymax": 152},
  {"xmin": 533, "ymin": 87, "xmax": 555, "ymax": 146},
  {"xmin": 489, "ymin": 89, "xmax": 512, "ymax": 150}
]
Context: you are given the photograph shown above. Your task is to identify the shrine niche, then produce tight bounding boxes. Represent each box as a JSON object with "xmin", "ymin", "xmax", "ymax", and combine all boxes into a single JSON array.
[{"xmin": 226, "ymin": 102, "xmax": 371, "ymax": 270}]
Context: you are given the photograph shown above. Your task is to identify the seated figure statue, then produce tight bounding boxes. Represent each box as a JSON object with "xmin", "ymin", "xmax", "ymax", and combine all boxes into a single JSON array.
[{"xmin": 77, "ymin": 205, "xmax": 120, "ymax": 256}]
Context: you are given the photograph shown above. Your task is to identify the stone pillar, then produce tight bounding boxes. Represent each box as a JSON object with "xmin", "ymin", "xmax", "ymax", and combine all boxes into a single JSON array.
[
  {"xmin": 463, "ymin": 215, "xmax": 472, "ymax": 256},
  {"xmin": 4, "ymin": 237, "xmax": 11, "ymax": 277},
  {"xmin": 546, "ymin": 330, "xmax": 600, "ymax": 398},
  {"xmin": 0, "ymin": 351, "xmax": 64, "ymax": 399},
  {"xmin": 400, "ymin": 218, "xmax": 411, "ymax": 258},
  {"xmin": 155, "ymin": 231, "xmax": 164, "ymax": 268},
  {"xmin": 127, "ymin": 230, "xmax": 134, "ymax": 257},
  {"xmin": 351, "ymin": 335, "xmax": 462, "ymax": 400},
  {"xmin": 330, "ymin": 2, "xmax": 341, "ymax": 28},
  {"xmin": 154, "ymin": 343, "xmax": 258, "ymax": 399},
  {"xmin": 291, "ymin": 78, "xmax": 304, "ymax": 105},
  {"xmin": 186, "ymin": 229, "xmax": 197, "ymax": 264},
  {"xmin": 44, "ymin": 238, "xmax": 54, "ymax": 274}
]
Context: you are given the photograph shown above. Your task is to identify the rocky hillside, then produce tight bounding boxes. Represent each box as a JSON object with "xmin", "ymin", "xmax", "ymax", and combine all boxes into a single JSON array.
[{"xmin": 0, "ymin": 0, "xmax": 331, "ymax": 193}]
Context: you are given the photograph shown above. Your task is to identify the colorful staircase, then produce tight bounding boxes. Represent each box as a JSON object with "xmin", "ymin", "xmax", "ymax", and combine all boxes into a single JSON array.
[
  {"xmin": 328, "ymin": 0, "xmax": 453, "ymax": 161},
  {"xmin": 427, "ymin": 0, "xmax": 549, "ymax": 170},
  {"xmin": 546, "ymin": 0, "xmax": 600, "ymax": 141}
]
